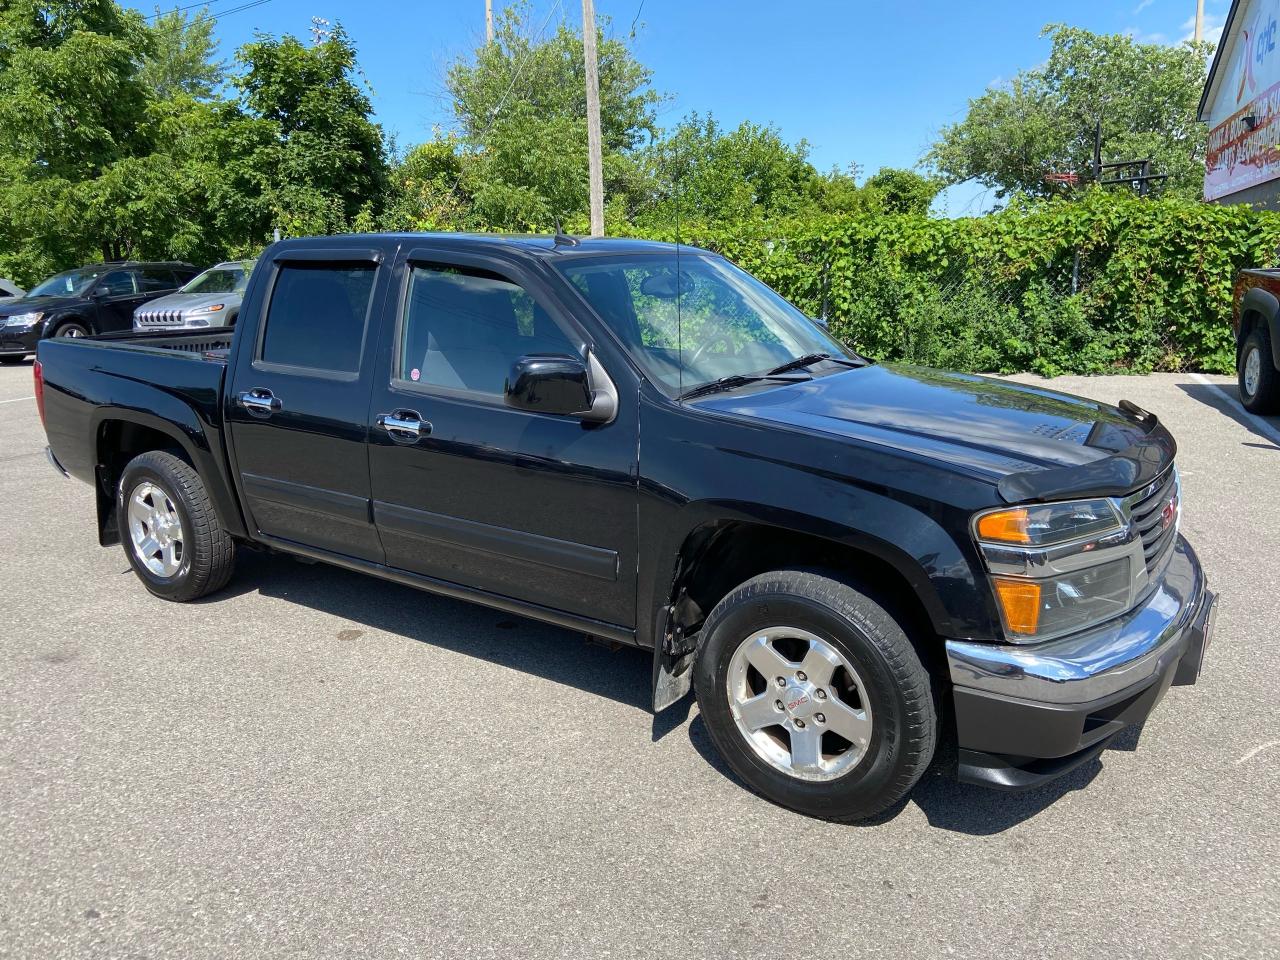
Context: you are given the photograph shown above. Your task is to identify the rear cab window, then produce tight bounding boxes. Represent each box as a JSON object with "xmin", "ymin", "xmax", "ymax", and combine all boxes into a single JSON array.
[{"xmin": 258, "ymin": 263, "xmax": 378, "ymax": 374}]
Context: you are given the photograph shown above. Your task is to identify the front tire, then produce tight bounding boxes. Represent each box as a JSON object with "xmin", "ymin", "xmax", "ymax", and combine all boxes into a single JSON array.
[
  {"xmin": 0, "ymin": 355, "xmax": 27, "ymax": 365},
  {"xmin": 53, "ymin": 320, "xmax": 90, "ymax": 339},
  {"xmin": 1239, "ymin": 326, "xmax": 1280, "ymax": 414},
  {"xmin": 117, "ymin": 450, "xmax": 235, "ymax": 601},
  {"xmin": 694, "ymin": 569, "xmax": 938, "ymax": 821}
]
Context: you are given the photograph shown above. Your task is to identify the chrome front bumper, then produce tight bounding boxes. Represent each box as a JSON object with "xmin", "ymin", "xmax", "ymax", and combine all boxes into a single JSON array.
[{"xmin": 947, "ymin": 535, "xmax": 1208, "ymax": 705}]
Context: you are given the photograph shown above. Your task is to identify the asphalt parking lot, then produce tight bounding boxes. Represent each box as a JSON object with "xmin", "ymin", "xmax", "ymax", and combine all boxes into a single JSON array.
[{"xmin": 1, "ymin": 359, "xmax": 1277, "ymax": 959}]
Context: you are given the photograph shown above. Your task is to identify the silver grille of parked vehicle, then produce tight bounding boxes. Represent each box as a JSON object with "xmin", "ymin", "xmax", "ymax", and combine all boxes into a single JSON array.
[
  {"xmin": 136, "ymin": 309, "xmax": 186, "ymax": 326},
  {"xmin": 1126, "ymin": 466, "xmax": 1179, "ymax": 577}
]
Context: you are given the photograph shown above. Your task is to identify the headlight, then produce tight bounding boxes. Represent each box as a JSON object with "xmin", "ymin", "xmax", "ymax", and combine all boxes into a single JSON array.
[
  {"xmin": 974, "ymin": 499, "xmax": 1121, "ymax": 546},
  {"xmin": 3, "ymin": 311, "xmax": 42, "ymax": 327},
  {"xmin": 190, "ymin": 304, "xmax": 225, "ymax": 315},
  {"xmin": 974, "ymin": 497, "xmax": 1136, "ymax": 642}
]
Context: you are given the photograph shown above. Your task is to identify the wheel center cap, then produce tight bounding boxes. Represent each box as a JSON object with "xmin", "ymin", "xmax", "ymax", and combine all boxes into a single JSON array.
[{"xmin": 783, "ymin": 683, "xmax": 816, "ymax": 719}]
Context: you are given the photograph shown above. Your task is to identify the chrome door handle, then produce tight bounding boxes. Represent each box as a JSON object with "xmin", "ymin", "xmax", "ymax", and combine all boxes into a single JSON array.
[
  {"xmin": 238, "ymin": 388, "xmax": 281, "ymax": 416},
  {"xmin": 376, "ymin": 410, "xmax": 430, "ymax": 442}
]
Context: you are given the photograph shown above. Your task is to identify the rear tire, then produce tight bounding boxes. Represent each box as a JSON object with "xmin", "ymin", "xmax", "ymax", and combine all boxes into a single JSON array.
[
  {"xmin": 1239, "ymin": 326, "xmax": 1280, "ymax": 414},
  {"xmin": 117, "ymin": 450, "xmax": 235, "ymax": 601},
  {"xmin": 0, "ymin": 355, "xmax": 26, "ymax": 365},
  {"xmin": 693, "ymin": 569, "xmax": 938, "ymax": 822}
]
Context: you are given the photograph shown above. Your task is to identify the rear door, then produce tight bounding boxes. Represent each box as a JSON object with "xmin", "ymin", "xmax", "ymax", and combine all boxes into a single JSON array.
[
  {"xmin": 225, "ymin": 246, "xmax": 389, "ymax": 562},
  {"xmin": 366, "ymin": 246, "xmax": 640, "ymax": 628}
]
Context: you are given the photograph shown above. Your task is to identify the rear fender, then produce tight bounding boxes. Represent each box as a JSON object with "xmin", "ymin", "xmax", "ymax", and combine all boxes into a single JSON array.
[{"xmin": 91, "ymin": 405, "xmax": 246, "ymax": 546}]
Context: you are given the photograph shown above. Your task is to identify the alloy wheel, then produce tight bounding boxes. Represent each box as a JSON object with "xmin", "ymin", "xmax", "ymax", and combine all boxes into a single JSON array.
[
  {"xmin": 127, "ymin": 481, "xmax": 186, "ymax": 578},
  {"xmin": 725, "ymin": 626, "xmax": 873, "ymax": 782}
]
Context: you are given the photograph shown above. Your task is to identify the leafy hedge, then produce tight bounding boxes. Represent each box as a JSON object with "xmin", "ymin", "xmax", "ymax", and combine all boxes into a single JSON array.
[{"xmin": 625, "ymin": 190, "xmax": 1280, "ymax": 375}]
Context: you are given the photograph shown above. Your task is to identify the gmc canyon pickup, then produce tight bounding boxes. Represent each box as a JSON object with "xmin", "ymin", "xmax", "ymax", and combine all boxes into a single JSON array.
[{"xmin": 35, "ymin": 233, "xmax": 1216, "ymax": 821}]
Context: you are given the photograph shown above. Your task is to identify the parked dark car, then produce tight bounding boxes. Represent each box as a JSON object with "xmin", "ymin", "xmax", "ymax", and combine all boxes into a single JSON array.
[
  {"xmin": 0, "ymin": 261, "xmax": 197, "ymax": 364},
  {"xmin": 0, "ymin": 277, "xmax": 23, "ymax": 301},
  {"xmin": 34, "ymin": 234, "xmax": 1216, "ymax": 821},
  {"xmin": 1233, "ymin": 268, "xmax": 1280, "ymax": 413}
]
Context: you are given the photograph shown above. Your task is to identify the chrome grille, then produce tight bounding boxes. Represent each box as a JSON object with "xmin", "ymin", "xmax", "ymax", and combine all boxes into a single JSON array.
[{"xmin": 1125, "ymin": 467, "xmax": 1179, "ymax": 577}]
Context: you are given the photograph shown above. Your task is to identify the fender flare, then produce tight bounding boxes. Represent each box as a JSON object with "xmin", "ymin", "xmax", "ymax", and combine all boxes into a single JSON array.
[
  {"xmin": 89, "ymin": 405, "xmax": 247, "ymax": 545},
  {"xmin": 648, "ymin": 500, "xmax": 978, "ymax": 711},
  {"xmin": 39, "ymin": 311, "xmax": 92, "ymax": 339},
  {"xmin": 1239, "ymin": 287, "xmax": 1280, "ymax": 370}
]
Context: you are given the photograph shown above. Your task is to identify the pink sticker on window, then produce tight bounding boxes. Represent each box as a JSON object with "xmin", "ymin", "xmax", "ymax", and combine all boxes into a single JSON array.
[{"xmin": 410, "ymin": 368, "xmax": 420, "ymax": 381}]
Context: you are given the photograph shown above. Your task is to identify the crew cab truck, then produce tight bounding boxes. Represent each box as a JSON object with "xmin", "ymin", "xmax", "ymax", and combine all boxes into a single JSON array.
[{"xmin": 35, "ymin": 234, "xmax": 1217, "ymax": 821}]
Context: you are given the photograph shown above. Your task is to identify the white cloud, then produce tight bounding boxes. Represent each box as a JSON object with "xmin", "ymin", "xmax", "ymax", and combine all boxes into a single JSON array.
[
  {"xmin": 1134, "ymin": 0, "xmax": 1155, "ymax": 13},
  {"xmin": 1181, "ymin": 11, "xmax": 1226, "ymax": 45}
]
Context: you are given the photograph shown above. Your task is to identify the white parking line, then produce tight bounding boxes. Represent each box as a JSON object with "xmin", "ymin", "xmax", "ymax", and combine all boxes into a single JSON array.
[
  {"xmin": 1189, "ymin": 372, "xmax": 1280, "ymax": 446},
  {"xmin": 0, "ymin": 395, "xmax": 33, "ymax": 404}
]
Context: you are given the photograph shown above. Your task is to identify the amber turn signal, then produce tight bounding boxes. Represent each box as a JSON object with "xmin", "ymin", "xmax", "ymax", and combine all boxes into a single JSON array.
[
  {"xmin": 992, "ymin": 577, "xmax": 1041, "ymax": 636},
  {"xmin": 976, "ymin": 508, "xmax": 1031, "ymax": 544}
]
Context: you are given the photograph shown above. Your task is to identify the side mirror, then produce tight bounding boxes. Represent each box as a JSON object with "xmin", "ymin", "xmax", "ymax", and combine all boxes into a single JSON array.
[
  {"xmin": 505, "ymin": 354, "xmax": 594, "ymax": 417},
  {"xmin": 811, "ymin": 314, "xmax": 829, "ymax": 329},
  {"xmin": 91, "ymin": 286, "xmax": 107, "ymax": 298}
]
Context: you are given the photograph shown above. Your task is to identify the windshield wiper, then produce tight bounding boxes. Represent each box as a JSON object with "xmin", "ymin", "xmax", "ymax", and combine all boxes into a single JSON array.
[
  {"xmin": 763, "ymin": 352, "xmax": 867, "ymax": 376},
  {"xmin": 677, "ymin": 373, "xmax": 809, "ymax": 402}
]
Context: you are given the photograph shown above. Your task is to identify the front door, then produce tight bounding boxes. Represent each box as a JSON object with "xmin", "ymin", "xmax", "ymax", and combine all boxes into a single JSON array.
[
  {"xmin": 92, "ymin": 269, "xmax": 150, "ymax": 333},
  {"xmin": 367, "ymin": 247, "xmax": 639, "ymax": 628},
  {"xmin": 226, "ymin": 248, "xmax": 388, "ymax": 563}
]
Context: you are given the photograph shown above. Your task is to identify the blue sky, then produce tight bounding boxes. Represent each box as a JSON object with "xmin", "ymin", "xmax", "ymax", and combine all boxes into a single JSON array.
[{"xmin": 127, "ymin": 0, "xmax": 1231, "ymax": 215}]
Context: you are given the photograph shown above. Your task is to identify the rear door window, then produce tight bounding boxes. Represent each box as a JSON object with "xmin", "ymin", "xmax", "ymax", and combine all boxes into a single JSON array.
[
  {"xmin": 260, "ymin": 263, "xmax": 377, "ymax": 373},
  {"xmin": 139, "ymin": 267, "xmax": 176, "ymax": 291}
]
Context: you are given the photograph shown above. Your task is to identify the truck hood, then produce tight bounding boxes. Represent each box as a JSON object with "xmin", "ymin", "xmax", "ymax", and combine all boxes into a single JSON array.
[
  {"xmin": 699, "ymin": 363, "xmax": 1176, "ymax": 502},
  {"xmin": 137, "ymin": 291, "xmax": 242, "ymax": 315}
]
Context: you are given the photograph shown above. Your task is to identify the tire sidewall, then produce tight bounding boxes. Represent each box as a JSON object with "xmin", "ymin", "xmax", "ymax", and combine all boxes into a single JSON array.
[
  {"xmin": 1240, "ymin": 338, "xmax": 1262, "ymax": 401},
  {"xmin": 117, "ymin": 460, "xmax": 196, "ymax": 599},
  {"xmin": 54, "ymin": 321, "xmax": 90, "ymax": 339},
  {"xmin": 695, "ymin": 588, "xmax": 915, "ymax": 818}
]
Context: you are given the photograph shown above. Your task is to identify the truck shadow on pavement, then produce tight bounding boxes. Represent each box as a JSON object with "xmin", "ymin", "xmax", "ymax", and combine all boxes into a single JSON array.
[
  {"xmin": 214, "ymin": 549, "xmax": 1141, "ymax": 835},
  {"xmin": 1178, "ymin": 381, "xmax": 1280, "ymax": 451}
]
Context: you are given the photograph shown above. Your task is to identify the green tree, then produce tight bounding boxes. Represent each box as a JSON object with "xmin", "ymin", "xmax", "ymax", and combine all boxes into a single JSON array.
[
  {"xmin": 0, "ymin": 0, "xmax": 157, "ymax": 273},
  {"xmin": 140, "ymin": 5, "xmax": 224, "ymax": 101},
  {"xmin": 432, "ymin": 2, "xmax": 661, "ymax": 229},
  {"xmin": 928, "ymin": 25, "xmax": 1212, "ymax": 200},
  {"xmin": 236, "ymin": 22, "xmax": 389, "ymax": 236},
  {"xmin": 862, "ymin": 168, "xmax": 943, "ymax": 216}
]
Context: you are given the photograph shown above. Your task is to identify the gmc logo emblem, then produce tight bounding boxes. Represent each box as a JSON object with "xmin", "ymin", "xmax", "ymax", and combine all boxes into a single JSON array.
[
  {"xmin": 1160, "ymin": 498, "xmax": 1177, "ymax": 531},
  {"xmin": 787, "ymin": 694, "xmax": 809, "ymax": 711}
]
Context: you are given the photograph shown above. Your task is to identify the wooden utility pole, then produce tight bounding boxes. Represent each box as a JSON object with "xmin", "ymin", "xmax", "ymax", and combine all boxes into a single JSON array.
[
  {"xmin": 485, "ymin": 0, "xmax": 494, "ymax": 43},
  {"xmin": 582, "ymin": 0, "xmax": 605, "ymax": 236},
  {"xmin": 1194, "ymin": 0, "xmax": 1204, "ymax": 42}
]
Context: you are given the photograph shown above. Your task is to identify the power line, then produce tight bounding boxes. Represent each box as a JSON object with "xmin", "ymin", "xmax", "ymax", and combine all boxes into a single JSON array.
[{"xmin": 144, "ymin": 0, "xmax": 274, "ymax": 23}]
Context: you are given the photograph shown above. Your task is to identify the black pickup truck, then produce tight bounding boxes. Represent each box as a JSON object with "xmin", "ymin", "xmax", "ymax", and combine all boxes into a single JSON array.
[{"xmin": 35, "ymin": 233, "xmax": 1217, "ymax": 821}]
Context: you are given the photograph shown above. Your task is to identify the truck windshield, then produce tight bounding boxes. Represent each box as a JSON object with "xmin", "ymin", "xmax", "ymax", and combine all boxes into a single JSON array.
[
  {"xmin": 29, "ymin": 267, "xmax": 108, "ymax": 298},
  {"xmin": 182, "ymin": 264, "xmax": 252, "ymax": 294},
  {"xmin": 558, "ymin": 253, "xmax": 854, "ymax": 396}
]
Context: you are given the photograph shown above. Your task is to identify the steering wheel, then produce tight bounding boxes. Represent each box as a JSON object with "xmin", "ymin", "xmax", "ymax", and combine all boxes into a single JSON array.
[{"xmin": 689, "ymin": 329, "xmax": 736, "ymax": 367}]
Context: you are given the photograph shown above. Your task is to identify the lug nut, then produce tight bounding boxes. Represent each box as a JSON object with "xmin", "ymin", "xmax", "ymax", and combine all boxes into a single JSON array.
[
  {"xmin": 776, "ymin": 676, "xmax": 786, "ymax": 687},
  {"xmin": 815, "ymin": 713, "xmax": 826, "ymax": 724},
  {"xmin": 774, "ymin": 700, "xmax": 784, "ymax": 711},
  {"xmin": 815, "ymin": 689, "xmax": 827, "ymax": 700},
  {"xmin": 794, "ymin": 719, "xmax": 806, "ymax": 729},
  {"xmin": 796, "ymin": 671, "xmax": 807, "ymax": 682}
]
